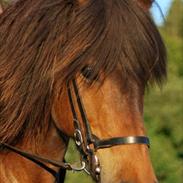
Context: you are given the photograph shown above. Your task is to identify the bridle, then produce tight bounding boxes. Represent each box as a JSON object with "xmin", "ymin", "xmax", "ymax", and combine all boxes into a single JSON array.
[
  {"xmin": 0, "ymin": 79, "xmax": 150, "ymax": 183},
  {"xmin": 67, "ymin": 79, "xmax": 150, "ymax": 182}
]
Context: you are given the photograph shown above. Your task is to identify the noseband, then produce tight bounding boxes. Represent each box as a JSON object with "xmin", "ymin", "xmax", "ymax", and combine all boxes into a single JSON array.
[{"xmin": 0, "ymin": 79, "xmax": 150, "ymax": 183}]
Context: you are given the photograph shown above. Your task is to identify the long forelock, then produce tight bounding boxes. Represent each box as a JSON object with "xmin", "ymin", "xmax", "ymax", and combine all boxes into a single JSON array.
[{"xmin": 55, "ymin": 0, "xmax": 166, "ymax": 87}]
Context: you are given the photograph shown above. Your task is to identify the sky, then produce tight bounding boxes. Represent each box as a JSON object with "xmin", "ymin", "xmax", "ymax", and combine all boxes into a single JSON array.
[{"xmin": 151, "ymin": 0, "xmax": 173, "ymax": 25}]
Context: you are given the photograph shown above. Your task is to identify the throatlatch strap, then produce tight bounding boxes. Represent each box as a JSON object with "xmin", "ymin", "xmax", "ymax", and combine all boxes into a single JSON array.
[{"xmin": 94, "ymin": 136, "xmax": 150, "ymax": 149}]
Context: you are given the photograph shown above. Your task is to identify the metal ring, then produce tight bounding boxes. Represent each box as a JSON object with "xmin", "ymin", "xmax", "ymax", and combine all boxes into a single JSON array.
[
  {"xmin": 74, "ymin": 129, "xmax": 83, "ymax": 146},
  {"xmin": 84, "ymin": 167, "xmax": 91, "ymax": 175},
  {"xmin": 69, "ymin": 161, "xmax": 86, "ymax": 172}
]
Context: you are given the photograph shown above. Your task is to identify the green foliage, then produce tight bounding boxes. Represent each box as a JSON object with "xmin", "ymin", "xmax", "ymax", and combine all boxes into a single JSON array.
[
  {"xmin": 164, "ymin": 0, "xmax": 183, "ymax": 38},
  {"xmin": 144, "ymin": 82, "xmax": 183, "ymax": 183},
  {"xmin": 144, "ymin": 2, "xmax": 183, "ymax": 181},
  {"xmin": 65, "ymin": 141, "xmax": 93, "ymax": 183}
]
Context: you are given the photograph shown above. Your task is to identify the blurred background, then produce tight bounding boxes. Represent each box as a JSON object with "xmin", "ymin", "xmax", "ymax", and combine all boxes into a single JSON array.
[{"xmin": 0, "ymin": 0, "xmax": 183, "ymax": 182}]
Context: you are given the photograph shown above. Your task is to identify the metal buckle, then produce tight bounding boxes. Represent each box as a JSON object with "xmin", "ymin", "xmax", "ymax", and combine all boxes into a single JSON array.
[
  {"xmin": 89, "ymin": 154, "xmax": 101, "ymax": 182},
  {"xmin": 74, "ymin": 129, "xmax": 83, "ymax": 146},
  {"xmin": 83, "ymin": 153, "xmax": 101, "ymax": 180},
  {"xmin": 92, "ymin": 155, "xmax": 100, "ymax": 175}
]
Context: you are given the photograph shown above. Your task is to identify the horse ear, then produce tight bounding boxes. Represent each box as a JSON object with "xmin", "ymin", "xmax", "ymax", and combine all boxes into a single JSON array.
[
  {"xmin": 136, "ymin": 0, "xmax": 153, "ymax": 11},
  {"xmin": 0, "ymin": 4, "xmax": 3, "ymax": 14}
]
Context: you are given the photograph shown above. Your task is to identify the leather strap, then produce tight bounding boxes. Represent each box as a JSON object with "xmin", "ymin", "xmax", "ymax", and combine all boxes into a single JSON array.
[
  {"xmin": 0, "ymin": 143, "xmax": 71, "ymax": 180},
  {"xmin": 94, "ymin": 136, "xmax": 150, "ymax": 149},
  {"xmin": 71, "ymin": 80, "xmax": 94, "ymax": 144}
]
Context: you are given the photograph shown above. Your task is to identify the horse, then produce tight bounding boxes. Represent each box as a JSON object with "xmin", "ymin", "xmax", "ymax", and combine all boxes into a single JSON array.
[{"xmin": 0, "ymin": 0, "xmax": 166, "ymax": 182}]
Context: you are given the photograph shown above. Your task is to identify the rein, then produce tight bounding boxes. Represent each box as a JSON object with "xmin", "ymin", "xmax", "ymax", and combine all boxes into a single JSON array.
[{"xmin": 0, "ymin": 79, "xmax": 150, "ymax": 183}]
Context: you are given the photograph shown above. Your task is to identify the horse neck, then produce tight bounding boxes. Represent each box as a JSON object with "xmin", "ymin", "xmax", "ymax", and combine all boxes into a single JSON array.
[{"xmin": 0, "ymin": 123, "xmax": 68, "ymax": 183}]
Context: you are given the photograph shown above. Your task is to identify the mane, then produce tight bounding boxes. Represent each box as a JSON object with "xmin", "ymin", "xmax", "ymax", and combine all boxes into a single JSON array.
[{"xmin": 0, "ymin": 0, "xmax": 166, "ymax": 145}]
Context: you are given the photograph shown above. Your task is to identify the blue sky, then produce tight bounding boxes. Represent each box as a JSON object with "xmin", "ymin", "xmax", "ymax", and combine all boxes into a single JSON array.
[{"xmin": 151, "ymin": 0, "xmax": 173, "ymax": 25}]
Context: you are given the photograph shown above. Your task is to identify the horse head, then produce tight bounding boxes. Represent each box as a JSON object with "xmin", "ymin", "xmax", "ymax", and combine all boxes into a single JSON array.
[
  {"xmin": 0, "ymin": 0, "xmax": 166, "ymax": 183},
  {"xmin": 51, "ymin": 0, "xmax": 166, "ymax": 182}
]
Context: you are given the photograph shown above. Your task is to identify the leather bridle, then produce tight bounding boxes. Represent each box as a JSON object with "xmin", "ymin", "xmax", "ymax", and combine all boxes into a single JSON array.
[
  {"xmin": 0, "ymin": 79, "xmax": 150, "ymax": 183},
  {"xmin": 67, "ymin": 79, "xmax": 150, "ymax": 182}
]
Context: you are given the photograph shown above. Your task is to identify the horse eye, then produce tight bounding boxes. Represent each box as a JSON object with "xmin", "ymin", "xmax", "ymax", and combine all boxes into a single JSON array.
[{"xmin": 81, "ymin": 66, "xmax": 93, "ymax": 80}]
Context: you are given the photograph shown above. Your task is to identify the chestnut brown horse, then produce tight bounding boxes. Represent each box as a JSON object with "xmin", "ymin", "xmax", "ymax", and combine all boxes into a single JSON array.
[{"xmin": 0, "ymin": 0, "xmax": 166, "ymax": 183}]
